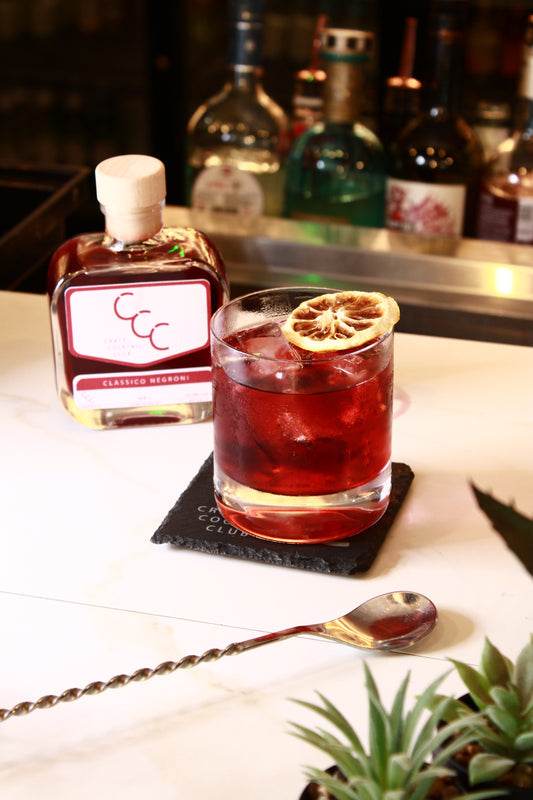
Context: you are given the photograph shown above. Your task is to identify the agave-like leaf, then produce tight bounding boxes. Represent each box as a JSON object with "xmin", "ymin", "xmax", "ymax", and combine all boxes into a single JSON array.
[
  {"xmin": 368, "ymin": 690, "xmax": 392, "ymax": 783},
  {"xmin": 388, "ymin": 680, "xmax": 409, "ymax": 755},
  {"xmin": 304, "ymin": 768, "xmax": 359, "ymax": 800},
  {"xmin": 384, "ymin": 790, "xmax": 405, "ymax": 800},
  {"xmin": 516, "ymin": 641, "xmax": 533, "ymax": 711},
  {"xmin": 292, "ymin": 694, "xmax": 366, "ymax": 754},
  {"xmin": 480, "ymin": 638, "xmax": 514, "ymax": 687},
  {"xmin": 386, "ymin": 753, "xmax": 410, "ymax": 790},
  {"xmin": 403, "ymin": 672, "xmax": 449, "ymax": 749},
  {"xmin": 411, "ymin": 696, "xmax": 454, "ymax": 763},
  {"xmin": 291, "ymin": 722, "xmax": 367, "ymax": 781},
  {"xmin": 408, "ymin": 764, "xmax": 454, "ymax": 800},
  {"xmin": 469, "ymin": 752, "xmax": 516, "ymax": 785},
  {"xmin": 471, "ymin": 483, "xmax": 533, "ymax": 576},
  {"xmin": 291, "ymin": 695, "xmax": 367, "ymax": 764}
]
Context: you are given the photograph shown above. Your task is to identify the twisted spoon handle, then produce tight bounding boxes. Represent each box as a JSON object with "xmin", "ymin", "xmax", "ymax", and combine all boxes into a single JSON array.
[{"xmin": 0, "ymin": 623, "xmax": 315, "ymax": 723}]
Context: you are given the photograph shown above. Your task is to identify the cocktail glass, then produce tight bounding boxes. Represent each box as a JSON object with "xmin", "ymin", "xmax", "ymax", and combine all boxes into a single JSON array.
[{"xmin": 210, "ymin": 287, "xmax": 396, "ymax": 544}]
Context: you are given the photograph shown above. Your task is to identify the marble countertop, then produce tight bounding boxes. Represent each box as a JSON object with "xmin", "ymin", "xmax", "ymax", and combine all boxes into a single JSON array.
[{"xmin": 0, "ymin": 289, "xmax": 532, "ymax": 799}]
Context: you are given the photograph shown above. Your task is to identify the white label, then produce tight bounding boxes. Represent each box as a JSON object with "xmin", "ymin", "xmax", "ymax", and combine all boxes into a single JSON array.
[
  {"xmin": 66, "ymin": 280, "xmax": 210, "ymax": 367},
  {"xmin": 73, "ymin": 366, "xmax": 212, "ymax": 410},
  {"xmin": 386, "ymin": 177, "xmax": 466, "ymax": 236},
  {"xmin": 191, "ymin": 164, "xmax": 264, "ymax": 215}
]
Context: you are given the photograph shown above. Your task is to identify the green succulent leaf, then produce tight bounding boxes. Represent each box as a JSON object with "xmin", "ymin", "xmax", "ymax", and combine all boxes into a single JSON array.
[
  {"xmin": 514, "ymin": 730, "xmax": 533, "ymax": 754},
  {"xmin": 480, "ymin": 638, "xmax": 514, "ymax": 687},
  {"xmin": 469, "ymin": 753, "xmax": 516, "ymax": 785},
  {"xmin": 485, "ymin": 704, "xmax": 520, "ymax": 738},
  {"xmin": 426, "ymin": 693, "xmax": 474, "ymax": 723},
  {"xmin": 449, "ymin": 659, "xmax": 492, "ymax": 707},
  {"xmin": 489, "ymin": 686, "xmax": 521, "ymax": 717},
  {"xmin": 516, "ymin": 641, "xmax": 533, "ymax": 711}
]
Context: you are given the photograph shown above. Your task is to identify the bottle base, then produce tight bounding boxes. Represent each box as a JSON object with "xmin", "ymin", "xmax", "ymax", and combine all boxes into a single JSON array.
[
  {"xmin": 214, "ymin": 464, "xmax": 391, "ymax": 544},
  {"xmin": 59, "ymin": 393, "xmax": 212, "ymax": 429}
]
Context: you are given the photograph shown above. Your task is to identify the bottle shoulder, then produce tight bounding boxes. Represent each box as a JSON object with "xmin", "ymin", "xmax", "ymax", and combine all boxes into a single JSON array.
[
  {"xmin": 389, "ymin": 111, "xmax": 483, "ymax": 175},
  {"xmin": 485, "ymin": 130, "xmax": 533, "ymax": 176},
  {"xmin": 188, "ymin": 85, "xmax": 288, "ymax": 135},
  {"xmin": 289, "ymin": 121, "xmax": 385, "ymax": 162},
  {"xmin": 47, "ymin": 228, "xmax": 229, "ymax": 296}
]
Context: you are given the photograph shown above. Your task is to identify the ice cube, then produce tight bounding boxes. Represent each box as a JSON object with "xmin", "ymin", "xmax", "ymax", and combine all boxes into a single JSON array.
[{"xmin": 235, "ymin": 322, "xmax": 303, "ymax": 361}]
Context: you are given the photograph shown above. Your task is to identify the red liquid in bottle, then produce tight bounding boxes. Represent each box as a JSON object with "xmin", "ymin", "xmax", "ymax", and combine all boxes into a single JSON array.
[{"xmin": 47, "ymin": 155, "xmax": 229, "ymax": 429}]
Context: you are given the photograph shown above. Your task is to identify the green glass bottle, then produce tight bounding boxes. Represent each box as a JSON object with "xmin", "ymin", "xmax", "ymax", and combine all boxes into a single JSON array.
[{"xmin": 283, "ymin": 27, "xmax": 385, "ymax": 227}]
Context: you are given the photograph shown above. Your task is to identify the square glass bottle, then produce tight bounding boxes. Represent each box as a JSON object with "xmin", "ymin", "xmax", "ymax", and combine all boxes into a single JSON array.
[{"xmin": 47, "ymin": 154, "xmax": 230, "ymax": 429}]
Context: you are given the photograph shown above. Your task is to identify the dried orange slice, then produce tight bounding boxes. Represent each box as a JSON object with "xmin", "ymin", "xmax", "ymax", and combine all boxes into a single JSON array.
[{"xmin": 281, "ymin": 291, "xmax": 400, "ymax": 352}]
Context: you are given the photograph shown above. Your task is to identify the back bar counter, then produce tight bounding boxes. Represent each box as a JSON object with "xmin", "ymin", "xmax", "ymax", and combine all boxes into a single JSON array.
[{"xmin": 164, "ymin": 207, "xmax": 533, "ymax": 348}]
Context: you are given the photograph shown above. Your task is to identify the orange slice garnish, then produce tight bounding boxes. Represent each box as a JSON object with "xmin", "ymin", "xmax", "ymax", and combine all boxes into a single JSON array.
[{"xmin": 281, "ymin": 291, "xmax": 400, "ymax": 352}]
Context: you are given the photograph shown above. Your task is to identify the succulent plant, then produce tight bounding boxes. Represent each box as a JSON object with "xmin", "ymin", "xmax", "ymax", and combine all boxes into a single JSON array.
[
  {"xmin": 440, "ymin": 636, "xmax": 533, "ymax": 787},
  {"xmin": 290, "ymin": 662, "xmax": 500, "ymax": 800}
]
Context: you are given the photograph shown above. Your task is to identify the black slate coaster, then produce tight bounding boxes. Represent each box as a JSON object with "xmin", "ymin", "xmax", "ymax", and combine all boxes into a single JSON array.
[{"xmin": 151, "ymin": 454, "xmax": 414, "ymax": 575}]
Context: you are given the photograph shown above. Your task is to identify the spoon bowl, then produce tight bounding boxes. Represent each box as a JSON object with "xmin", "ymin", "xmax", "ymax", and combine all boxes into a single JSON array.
[
  {"xmin": 233, "ymin": 590, "xmax": 437, "ymax": 655},
  {"xmin": 313, "ymin": 591, "xmax": 437, "ymax": 650}
]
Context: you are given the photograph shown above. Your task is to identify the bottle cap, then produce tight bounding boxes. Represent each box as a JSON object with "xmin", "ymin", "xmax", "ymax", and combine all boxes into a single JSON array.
[
  {"xmin": 320, "ymin": 28, "xmax": 374, "ymax": 62},
  {"xmin": 95, "ymin": 154, "xmax": 166, "ymax": 209},
  {"xmin": 475, "ymin": 100, "xmax": 511, "ymax": 123}
]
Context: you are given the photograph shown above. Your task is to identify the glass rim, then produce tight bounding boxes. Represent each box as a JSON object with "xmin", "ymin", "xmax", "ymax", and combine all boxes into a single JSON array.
[{"xmin": 210, "ymin": 286, "xmax": 395, "ymax": 363}]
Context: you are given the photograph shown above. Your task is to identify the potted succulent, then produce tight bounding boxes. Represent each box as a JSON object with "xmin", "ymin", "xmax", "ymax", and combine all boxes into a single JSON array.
[
  {"xmin": 434, "ymin": 636, "xmax": 533, "ymax": 794},
  {"xmin": 290, "ymin": 663, "xmax": 502, "ymax": 800}
]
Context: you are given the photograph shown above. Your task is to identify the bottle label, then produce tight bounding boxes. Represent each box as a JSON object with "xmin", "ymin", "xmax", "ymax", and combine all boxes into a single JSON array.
[
  {"xmin": 191, "ymin": 165, "xmax": 265, "ymax": 215},
  {"xmin": 65, "ymin": 280, "xmax": 212, "ymax": 409},
  {"xmin": 476, "ymin": 185, "xmax": 533, "ymax": 243},
  {"xmin": 72, "ymin": 367, "xmax": 213, "ymax": 410},
  {"xmin": 386, "ymin": 178, "xmax": 466, "ymax": 236}
]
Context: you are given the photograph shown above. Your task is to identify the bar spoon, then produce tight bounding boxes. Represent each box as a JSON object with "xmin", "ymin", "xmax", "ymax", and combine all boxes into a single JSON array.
[{"xmin": 0, "ymin": 591, "xmax": 436, "ymax": 722}]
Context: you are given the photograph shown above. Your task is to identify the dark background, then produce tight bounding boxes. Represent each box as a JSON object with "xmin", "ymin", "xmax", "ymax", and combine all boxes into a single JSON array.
[{"xmin": 0, "ymin": 0, "xmax": 528, "ymax": 207}]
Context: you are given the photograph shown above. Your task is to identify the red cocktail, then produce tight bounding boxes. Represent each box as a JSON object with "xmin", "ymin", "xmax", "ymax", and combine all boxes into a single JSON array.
[{"xmin": 211, "ymin": 288, "xmax": 397, "ymax": 544}]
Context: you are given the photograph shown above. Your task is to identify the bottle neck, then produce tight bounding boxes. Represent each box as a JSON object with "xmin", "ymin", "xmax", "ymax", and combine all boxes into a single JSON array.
[
  {"xmin": 102, "ymin": 201, "xmax": 164, "ymax": 245},
  {"xmin": 228, "ymin": 10, "xmax": 263, "ymax": 72},
  {"xmin": 323, "ymin": 59, "xmax": 365, "ymax": 124},
  {"xmin": 227, "ymin": 64, "xmax": 263, "ymax": 92},
  {"xmin": 423, "ymin": 17, "xmax": 465, "ymax": 115}
]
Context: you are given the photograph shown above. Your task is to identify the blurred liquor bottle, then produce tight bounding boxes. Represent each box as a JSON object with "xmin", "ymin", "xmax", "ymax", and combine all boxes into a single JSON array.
[
  {"xmin": 283, "ymin": 27, "xmax": 386, "ymax": 227},
  {"xmin": 380, "ymin": 16, "xmax": 421, "ymax": 148},
  {"xmin": 385, "ymin": 0, "xmax": 483, "ymax": 238},
  {"xmin": 475, "ymin": 15, "xmax": 533, "ymax": 244},
  {"xmin": 472, "ymin": 100, "xmax": 511, "ymax": 163},
  {"xmin": 290, "ymin": 12, "xmax": 327, "ymax": 141},
  {"xmin": 185, "ymin": 0, "xmax": 289, "ymax": 217}
]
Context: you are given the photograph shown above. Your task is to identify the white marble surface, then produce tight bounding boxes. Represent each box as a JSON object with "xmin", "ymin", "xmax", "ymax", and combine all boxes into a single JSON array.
[{"xmin": 0, "ymin": 289, "xmax": 532, "ymax": 799}]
